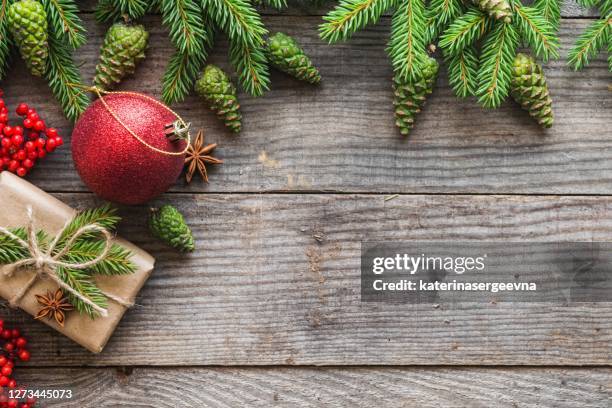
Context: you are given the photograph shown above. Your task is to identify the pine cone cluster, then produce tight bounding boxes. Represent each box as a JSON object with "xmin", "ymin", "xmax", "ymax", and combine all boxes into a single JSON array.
[
  {"xmin": 7, "ymin": 0, "xmax": 48, "ymax": 77},
  {"xmin": 195, "ymin": 65, "xmax": 242, "ymax": 133},
  {"xmin": 94, "ymin": 22, "xmax": 149, "ymax": 89},
  {"xmin": 393, "ymin": 57, "xmax": 439, "ymax": 136},
  {"xmin": 510, "ymin": 53, "xmax": 553, "ymax": 128}
]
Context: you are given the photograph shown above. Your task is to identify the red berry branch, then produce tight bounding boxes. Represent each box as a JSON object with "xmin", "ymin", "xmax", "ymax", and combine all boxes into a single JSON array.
[
  {"xmin": 0, "ymin": 90, "xmax": 63, "ymax": 178},
  {"xmin": 0, "ymin": 319, "xmax": 34, "ymax": 408}
]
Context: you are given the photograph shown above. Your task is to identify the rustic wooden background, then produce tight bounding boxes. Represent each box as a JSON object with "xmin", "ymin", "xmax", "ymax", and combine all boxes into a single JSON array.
[{"xmin": 1, "ymin": 1, "xmax": 611, "ymax": 406}]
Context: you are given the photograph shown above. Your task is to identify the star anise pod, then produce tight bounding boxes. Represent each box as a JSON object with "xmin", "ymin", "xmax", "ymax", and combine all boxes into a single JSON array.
[
  {"xmin": 35, "ymin": 289, "xmax": 74, "ymax": 327},
  {"xmin": 185, "ymin": 129, "xmax": 223, "ymax": 183}
]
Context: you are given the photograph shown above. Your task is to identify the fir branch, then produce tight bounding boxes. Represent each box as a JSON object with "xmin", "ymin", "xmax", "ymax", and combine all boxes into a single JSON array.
[
  {"xmin": 203, "ymin": 0, "xmax": 267, "ymax": 47},
  {"xmin": 533, "ymin": 0, "xmax": 561, "ymax": 31},
  {"xmin": 388, "ymin": 0, "xmax": 427, "ymax": 81},
  {"xmin": 439, "ymin": 8, "xmax": 491, "ymax": 56},
  {"xmin": 56, "ymin": 266, "xmax": 108, "ymax": 318},
  {"xmin": 320, "ymin": 0, "xmax": 397, "ymax": 43},
  {"xmin": 513, "ymin": 3, "xmax": 559, "ymax": 61},
  {"xmin": 161, "ymin": 0, "xmax": 205, "ymax": 56},
  {"xmin": 162, "ymin": 49, "xmax": 205, "ymax": 104},
  {"xmin": 95, "ymin": 0, "xmax": 149, "ymax": 23},
  {"xmin": 56, "ymin": 204, "xmax": 121, "ymax": 247},
  {"xmin": 0, "ymin": 228, "xmax": 28, "ymax": 264},
  {"xmin": 0, "ymin": 0, "xmax": 12, "ymax": 81},
  {"xmin": 229, "ymin": 38, "xmax": 270, "ymax": 96},
  {"xmin": 445, "ymin": 45, "xmax": 478, "ymax": 97},
  {"xmin": 425, "ymin": 0, "xmax": 464, "ymax": 44},
  {"xmin": 41, "ymin": 0, "xmax": 86, "ymax": 49},
  {"xmin": 568, "ymin": 16, "xmax": 611, "ymax": 70},
  {"xmin": 253, "ymin": 0, "xmax": 287, "ymax": 8},
  {"xmin": 161, "ymin": 14, "xmax": 214, "ymax": 104},
  {"xmin": 63, "ymin": 241, "xmax": 135, "ymax": 276},
  {"xmin": 476, "ymin": 20, "xmax": 518, "ymax": 108},
  {"xmin": 45, "ymin": 33, "xmax": 90, "ymax": 122},
  {"xmin": 577, "ymin": 0, "xmax": 599, "ymax": 7}
]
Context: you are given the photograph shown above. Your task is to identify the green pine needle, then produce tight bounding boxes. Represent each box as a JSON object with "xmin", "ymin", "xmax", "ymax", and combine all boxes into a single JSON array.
[
  {"xmin": 63, "ymin": 241, "xmax": 135, "ymax": 276},
  {"xmin": 161, "ymin": 0, "xmax": 206, "ymax": 56},
  {"xmin": 445, "ymin": 45, "xmax": 478, "ymax": 97},
  {"xmin": 204, "ymin": 0, "xmax": 267, "ymax": 47},
  {"xmin": 255, "ymin": 0, "xmax": 288, "ymax": 8},
  {"xmin": 45, "ymin": 33, "xmax": 90, "ymax": 122},
  {"xmin": 55, "ymin": 204, "xmax": 121, "ymax": 247},
  {"xmin": 320, "ymin": 0, "xmax": 398, "ymax": 43},
  {"xmin": 513, "ymin": 3, "xmax": 559, "ymax": 61},
  {"xmin": 425, "ymin": 0, "xmax": 464, "ymax": 44},
  {"xmin": 439, "ymin": 8, "xmax": 491, "ymax": 56},
  {"xmin": 568, "ymin": 16, "xmax": 611, "ymax": 70},
  {"xmin": 229, "ymin": 39, "xmax": 270, "ymax": 96},
  {"xmin": 577, "ymin": 0, "xmax": 600, "ymax": 7},
  {"xmin": 388, "ymin": 0, "xmax": 428, "ymax": 82},
  {"xmin": 532, "ymin": 0, "xmax": 561, "ymax": 31},
  {"xmin": 95, "ymin": 0, "xmax": 149, "ymax": 23},
  {"xmin": 0, "ymin": 228, "xmax": 29, "ymax": 264},
  {"xmin": 476, "ymin": 20, "xmax": 518, "ymax": 108},
  {"xmin": 0, "ymin": 0, "xmax": 12, "ymax": 81},
  {"xmin": 162, "ymin": 47, "xmax": 206, "ymax": 104},
  {"xmin": 41, "ymin": 0, "xmax": 86, "ymax": 49},
  {"xmin": 56, "ymin": 266, "xmax": 108, "ymax": 318}
]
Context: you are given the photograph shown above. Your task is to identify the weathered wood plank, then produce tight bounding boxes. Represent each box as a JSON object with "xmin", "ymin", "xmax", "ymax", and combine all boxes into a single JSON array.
[
  {"xmin": 13, "ymin": 367, "xmax": 612, "ymax": 407},
  {"xmin": 1, "ymin": 18, "xmax": 609, "ymax": 195},
  {"xmin": 2, "ymin": 192, "xmax": 612, "ymax": 366}
]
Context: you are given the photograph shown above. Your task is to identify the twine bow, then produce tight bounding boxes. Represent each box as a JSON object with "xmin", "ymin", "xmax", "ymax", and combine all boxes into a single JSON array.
[{"xmin": 0, "ymin": 207, "xmax": 134, "ymax": 318}]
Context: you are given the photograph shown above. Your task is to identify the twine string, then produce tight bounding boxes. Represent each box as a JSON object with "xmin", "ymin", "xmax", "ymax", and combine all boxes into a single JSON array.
[
  {"xmin": 0, "ymin": 207, "xmax": 135, "ymax": 318},
  {"xmin": 68, "ymin": 84, "xmax": 191, "ymax": 156}
]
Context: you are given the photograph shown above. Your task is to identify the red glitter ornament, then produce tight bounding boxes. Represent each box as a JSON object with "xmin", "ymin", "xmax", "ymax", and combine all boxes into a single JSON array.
[{"xmin": 72, "ymin": 92, "xmax": 187, "ymax": 205}]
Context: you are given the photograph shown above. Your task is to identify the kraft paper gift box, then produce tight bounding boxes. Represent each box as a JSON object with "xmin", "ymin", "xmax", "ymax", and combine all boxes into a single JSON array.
[{"xmin": 0, "ymin": 172, "xmax": 155, "ymax": 353}]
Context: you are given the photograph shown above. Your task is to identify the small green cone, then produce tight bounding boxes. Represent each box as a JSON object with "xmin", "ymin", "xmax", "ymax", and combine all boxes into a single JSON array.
[
  {"xmin": 7, "ymin": 0, "xmax": 48, "ymax": 77},
  {"xmin": 195, "ymin": 65, "xmax": 242, "ymax": 133},
  {"xmin": 471, "ymin": 0, "xmax": 512, "ymax": 23},
  {"xmin": 510, "ymin": 53, "xmax": 553, "ymax": 128},
  {"xmin": 266, "ymin": 32, "xmax": 321, "ymax": 84},
  {"xmin": 393, "ymin": 57, "xmax": 439, "ymax": 136},
  {"xmin": 149, "ymin": 205, "xmax": 195, "ymax": 252},
  {"xmin": 94, "ymin": 22, "xmax": 149, "ymax": 89}
]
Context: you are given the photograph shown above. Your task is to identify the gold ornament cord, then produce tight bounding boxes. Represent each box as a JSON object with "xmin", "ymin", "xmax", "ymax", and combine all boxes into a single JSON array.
[
  {"xmin": 0, "ymin": 207, "xmax": 134, "ymax": 318},
  {"xmin": 68, "ymin": 84, "xmax": 191, "ymax": 156}
]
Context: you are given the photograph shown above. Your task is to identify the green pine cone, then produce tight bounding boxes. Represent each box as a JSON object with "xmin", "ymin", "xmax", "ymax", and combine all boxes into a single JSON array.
[
  {"xmin": 149, "ymin": 205, "xmax": 195, "ymax": 252},
  {"xmin": 195, "ymin": 65, "xmax": 242, "ymax": 133},
  {"xmin": 266, "ymin": 32, "xmax": 321, "ymax": 84},
  {"xmin": 393, "ymin": 57, "xmax": 439, "ymax": 136},
  {"xmin": 511, "ymin": 53, "xmax": 553, "ymax": 128},
  {"xmin": 7, "ymin": 0, "xmax": 48, "ymax": 77},
  {"xmin": 94, "ymin": 22, "xmax": 149, "ymax": 89},
  {"xmin": 471, "ymin": 0, "xmax": 512, "ymax": 23}
]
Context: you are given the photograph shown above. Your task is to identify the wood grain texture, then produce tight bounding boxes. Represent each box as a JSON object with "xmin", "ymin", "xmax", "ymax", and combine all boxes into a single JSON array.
[
  {"xmin": 0, "ymin": 17, "xmax": 609, "ymax": 195},
  {"xmin": 13, "ymin": 367, "xmax": 612, "ymax": 407},
  {"xmin": 1, "ymin": 192, "xmax": 612, "ymax": 366}
]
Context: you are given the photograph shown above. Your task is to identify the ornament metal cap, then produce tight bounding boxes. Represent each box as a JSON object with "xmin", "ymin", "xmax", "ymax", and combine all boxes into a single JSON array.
[{"xmin": 165, "ymin": 120, "xmax": 191, "ymax": 142}]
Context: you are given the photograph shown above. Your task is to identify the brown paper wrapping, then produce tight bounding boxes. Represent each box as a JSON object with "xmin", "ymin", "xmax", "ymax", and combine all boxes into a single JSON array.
[{"xmin": 0, "ymin": 172, "xmax": 155, "ymax": 353}]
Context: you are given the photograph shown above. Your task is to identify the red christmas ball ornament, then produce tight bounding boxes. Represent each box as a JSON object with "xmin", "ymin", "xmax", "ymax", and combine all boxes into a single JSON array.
[{"xmin": 71, "ymin": 92, "xmax": 187, "ymax": 205}]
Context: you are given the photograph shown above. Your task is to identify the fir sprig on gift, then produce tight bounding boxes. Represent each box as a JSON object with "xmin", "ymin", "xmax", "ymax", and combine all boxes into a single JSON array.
[
  {"xmin": 0, "ymin": 204, "xmax": 136, "ymax": 318},
  {"xmin": 568, "ymin": 0, "xmax": 611, "ymax": 71},
  {"xmin": 0, "ymin": 0, "xmax": 89, "ymax": 121}
]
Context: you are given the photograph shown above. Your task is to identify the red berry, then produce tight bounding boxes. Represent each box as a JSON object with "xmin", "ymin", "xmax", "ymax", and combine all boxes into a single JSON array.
[
  {"xmin": 15, "ymin": 103, "xmax": 28, "ymax": 116},
  {"xmin": 7, "ymin": 379, "xmax": 16, "ymax": 389},
  {"xmin": 37, "ymin": 148, "xmax": 46, "ymax": 159},
  {"xmin": 0, "ymin": 366, "xmax": 10, "ymax": 377},
  {"xmin": 11, "ymin": 135, "xmax": 23, "ymax": 147},
  {"xmin": 16, "ymin": 150, "xmax": 26, "ymax": 161},
  {"xmin": 28, "ymin": 132, "xmax": 38, "ymax": 140},
  {"xmin": 4, "ymin": 342, "xmax": 14, "ymax": 352},
  {"xmin": 22, "ymin": 118, "xmax": 32, "ymax": 129},
  {"xmin": 22, "ymin": 159, "xmax": 33, "ymax": 169},
  {"xmin": 3, "ymin": 126, "xmax": 12, "ymax": 136},
  {"xmin": 45, "ymin": 127, "xmax": 58, "ymax": 138},
  {"xmin": 1, "ymin": 138, "xmax": 10, "ymax": 149},
  {"xmin": 16, "ymin": 167, "xmax": 26, "ymax": 177},
  {"xmin": 0, "ymin": 376, "xmax": 8, "ymax": 386},
  {"xmin": 0, "ymin": 99, "xmax": 4, "ymax": 109},
  {"xmin": 33, "ymin": 121, "xmax": 45, "ymax": 131},
  {"xmin": 12, "ymin": 126, "xmax": 23, "ymax": 136},
  {"xmin": 46, "ymin": 138, "xmax": 56, "ymax": 151},
  {"xmin": 1, "ymin": 330, "xmax": 10, "ymax": 339},
  {"xmin": 16, "ymin": 337, "xmax": 27, "ymax": 348},
  {"xmin": 7, "ymin": 400, "xmax": 17, "ymax": 408},
  {"xmin": 27, "ymin": 113, "xmax": 38, "ymax": 122},
  {"xmin": 54, "ymin": 136, "xmax": 63, "ymax": 146},
  {"xmin": 21, "ymin": 404, "xmax": 31, "ymax": 408},
  {"xmin": 0, "ymin": 356, "xmax": 6, "ymax": 366},
  {"xmin": 35, "ymin": 138, "xmax": 44, "ymax": 148},
  {"xmin": 17, "ymin": 350, "xmax": 29, "ymax": 362},
  {"xmin": 27, "ymin": 151, "xmax": 37, "ymax": 160},
  {"xmin": 0, "ymin": 113, "xmax": 7, "ymax": 123},
  {"xmin": 24, "ymin": 141, "xmax": 35, "ymax": 151},
  {"xmin": 11, "ymin": 329, "xmax": 19, "ymax": 338}
]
